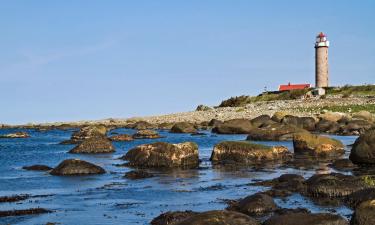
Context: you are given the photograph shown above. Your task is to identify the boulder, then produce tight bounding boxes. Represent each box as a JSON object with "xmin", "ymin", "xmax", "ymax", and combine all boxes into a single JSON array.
[
  {"xmin": 208, "ymin": 119, "xmax": 223, "ymax": 127},
  {"xmin": 271, "ymin": 111, "xmax": 288, "ymax": 123},
  {"xmin": 0, "ymin": 132, "xmax": 30, "ymax": 138},
  {"xmin": 171, "ymin": 122, "xmax": 197, "ymax": 134},
  {"xmin": 50, "ymin": 159, "xmax": 105, "ymax": 176},
  {"xmin": 330, "ymin": 159, "xmax": 357, "ymax": 171},
  {"xmin": 306, "ymin": 173, "xmax": 368, "ymax": 198},
  {"xmin": 122, "ymin": 142, "xmax": 199, "ymax": 168},
  {"xmin": 353, "ymin": 111, "xmax": 374, "ymax": 122},
  {"xmin": 158, "ymin": 122, "xmax": 174, "ymax": 130},
  {"xmin": 212, "ymin": 119, "xmax": 254, "ymax": 134},
  {"xmin": 126, "ymin": 121, "xmax": 155, "ymax": 130},
  {"xmin": 63, "ymin": 125, "xmax": 107, "ymax": 144},
  {"xmin": 132, "ymin": 130, "xmax": 161, "ymax": 139},
  {"xmin": 229, "ymin": 193, "xmax": 277, "ymax": 216},
  {"xmin": 351, "ymin": 200, "xmax": 375, "ymax": 225},
  {"xmin": 264, "ymin": 212, "xmax": 348, "ymax": 225},
  {"xmin": 346, "ymin": 188, "xmax": 375, "ymax": 208},
  {"xmin": 151, "ymin": 211, "xmax": 199, "ymax": 225},
  {"xmin": 250, "ymin": 115, "xmax": 272, "ymax": 128},
  {"xmin": 22, "ymin": 165, "xmax": 52, "ymax": 171},
  {"xmin": 319, "ymin": 112, "xmax": 346, "ymax": 122},
  {"xmin": 69, "ymin": 136, "xmax": 115, "ymax": 154},
  {"xmin": 210, "ymin": 141, "xmax": 291, "ymax": 165},
  {"xmin": 124, "ymin": 170, "xmax": 154, "ymax": 180},
  {"xmin": 349, "ymin": 128, "xmax": 375, "ymax": 165},
  {"xmin": 341, "ymin": 120, "xmax": 373, "ymax": 135},
  {"xmin": 109, "ymin": 134, "xmax": 134, "ymax": 142},
  {"xmin": 316, "ymin": 119, "xmax": 341, "ymax": 133},
  {"xmin": 253, "ymin": 174, "xmax": 306, "ymax": 197},
  {"xmin": 247, "ymin": 124, "xmax": 307, "ymax": 141},
  {"xmin": 196, "ymin": 105, "xmax": 213, "ymax": 111},
  {"xmin": 293, "ymin": 132, "xmax": 344, "ymax": 157},
  {"xmin": 281, "ymin": 116, "xmax": 316, "ymax": 131},
  {"xmin": 174, "ymin": 210, "xmax": 259, "ymax": 225}
]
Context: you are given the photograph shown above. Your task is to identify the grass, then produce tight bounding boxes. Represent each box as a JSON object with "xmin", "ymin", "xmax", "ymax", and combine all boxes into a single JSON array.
[
  {"xmin": 297, "ymin": 104, "xmax": 375, "ymax": 114},
  {"xmin": 216, "ymin": 141, "xmax": 271, "ymax": 150},
  {"xmin": 326, "ymin": 84, "xmax": 375, "ymax": 96},
  {"xmin": 362, "ymin": 175, "xmax": 375, "ymax": 186}
]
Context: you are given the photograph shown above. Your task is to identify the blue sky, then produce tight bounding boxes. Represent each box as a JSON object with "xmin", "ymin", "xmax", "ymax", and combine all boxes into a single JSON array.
[{"xmin": 1, "ymin": 0, "xmax": 374, "ymax": 124}]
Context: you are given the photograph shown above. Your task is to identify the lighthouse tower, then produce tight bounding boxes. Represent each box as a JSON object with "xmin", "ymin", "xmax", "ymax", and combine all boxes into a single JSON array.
[{"xmin": 315, "ymin": 32, "xmax": 329, "ymax": 88}]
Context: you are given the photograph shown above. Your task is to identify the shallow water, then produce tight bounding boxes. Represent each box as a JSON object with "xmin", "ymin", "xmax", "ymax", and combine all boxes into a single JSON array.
[{"xmin": 0, "ymin": 128, "xmax": 358, "ymax": 225}]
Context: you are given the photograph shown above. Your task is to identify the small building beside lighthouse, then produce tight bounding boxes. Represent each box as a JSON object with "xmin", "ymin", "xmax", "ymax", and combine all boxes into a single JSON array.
[{"xmin": 315, "ymin": 32, "xmax": 329, "ymax": 88}]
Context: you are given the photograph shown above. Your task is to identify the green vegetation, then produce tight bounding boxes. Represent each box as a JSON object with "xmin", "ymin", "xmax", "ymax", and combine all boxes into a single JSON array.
[
  {"xmin": 326, "ymin": 84, "xmax": 375, "ymax": 96},
  {"xmin": 216, "ymin": 141, "xmax": 271, "ymax": 150},
  {"xmin": 362, "ymin": 175, "xmax": 375, "ymax": 186},
  {"xmin": 297, "ymin": 104, "xmax": 375, "ymax": 114}
]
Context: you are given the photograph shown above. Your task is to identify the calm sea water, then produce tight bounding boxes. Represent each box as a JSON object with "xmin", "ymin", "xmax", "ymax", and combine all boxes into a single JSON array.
[{"xmin": 0, "ymin": 128, "xmax": 358, "ymax": 225}]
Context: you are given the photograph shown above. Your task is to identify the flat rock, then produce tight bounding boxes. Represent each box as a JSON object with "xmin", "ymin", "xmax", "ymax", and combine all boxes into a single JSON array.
[
  {"xmin": 132, "ymin": 130, "xmax": 161, "ymax": 139},
  {"xmin": 0, "ymin": 131, "xmax": 30, "ymax": 138},
  {"xmin": 264, "ymin": 212, "xmax": 348, "ymax": 225},
  {"xmin": 247, "ymin": 124, "xmax": 307, "ymax": 141},
  {"xmin": 109, "ymin": 134, "xmax": 134, "ymax": 141}
]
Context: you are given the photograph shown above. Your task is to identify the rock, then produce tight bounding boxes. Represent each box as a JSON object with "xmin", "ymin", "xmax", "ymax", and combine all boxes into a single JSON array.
[
  {"xmin": 22, "ymin": 165, "xmax": 52, "ymax": 171},
  {"xmin": 306, "ymin": 173, "xmax": 368, "ymax": 198},
  {"xmin": 250, "ymin": 115, "xmax": 272, "ymax": 128},
  {"xmin": 126, "ymin": 121, "xmax": 155, "ymax": 130},
  {"xmin": 253, "ymin": 174, "xmax": 306, "ymax": 196},
  {"xmin": 174, "ymin": 210, "xmax": 259, "ymax": 225},
  {"xmin": 342, "ymin": 120, "xmax": 373, "ymax": 135},
  {"xmin": 247, "ymin": 124, "xmax": 307, "ymax": 141},
  {"xmin": 0, "ymin": 208, "xmax": 52, "ymax": 218},
  {"xmin": 281, "ymin": 115, "xmax": 316, "ymax": 131},
  {"xmin": 62, "ymin": 125, "xmax": 107, "ymax": 144},
  {"xmin": 212, "ymin": 119, "xmax": 254, "ymax": 134},
  {"xmin": 109, "ymin": 134, "xmax": 134, "ymax": 142},
  {"xmin": 171, "ymin": 122, "xmax": 197, "ymax": 134},
  {"xmin": 350, "ymin": 128, "xmax": 375, "ymax": 165},
  {"xmin": 69, "ymin": 136, "xmax": 115, "ymax": 154},
  {"xmin": 132, "ymin": 130, "xmax": 161, "ymax": 139},
  {"xmin": 316, "ymin": 119, "xmax": 341, "ymax": 133},
  {"xmin": 124, "ymin": 170, "xmax": 154, "ymax": 180},
  {"xmin": 351, "ymin": 200, "xmax": 375, "ymax": 225},
  {"xmin": 122, "ymin": 142, "xmax": 199, "ymax": 168},
  {"xmin": 196, "ymin": 105, "xmax": 213, "ymax": 111},
  {"xmin": 210, "ymin": 141, "xmax": 291, "ymax": 165},
  {"xmin": 151, "ymin": 211, "xmax": 199, "ymax": 225},
  {"xmin": 0, "ymin": 131, "xmax": 30, "ymax": 138},
  {"xmin": 293, "ymin": 132, "xmax": 344, "ymax": 157},
  {"xmin": 50, "ymin": 159, "xmax": 106, "ymax": 176},
  {"xmin": 319, "ymin": 112, "xmax": 346, "ymax": 122},
  {"xmin": 0, "ymin": 194, "xmax": 30, "ymax": 203},
  {"xmin": 353, "ymin": 111, "xmax": 374, "ymax": 122},
  {"xmin": 346, "ymin": 188, "xmax": 375, "ymax": 208},
  {"xmin": 330, "ymin": 159, "xmax": 357, "ymax": 171},
  {"xmin": 158, "ymin": 122, "xmax": 174, "ymax": 130},
  {"xmin": 264, "ymin": 212, "xmax": 348, "ymax": 225},
  {"xmin": 208, "ymin": 119, "xmax": 223, "ymax": 127},
  {"xmin": 229, "ymin": 193, "xmax": 277, "ymax": 216},
  {"xmin": 271, "ymin": 111, "xmax": 288, "ymax": 123}
]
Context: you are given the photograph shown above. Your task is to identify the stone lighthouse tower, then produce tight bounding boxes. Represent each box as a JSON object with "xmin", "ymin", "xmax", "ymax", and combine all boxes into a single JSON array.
[{"xmin": 315, "ymin": 32, "xmax": 329, "ymax": 87}]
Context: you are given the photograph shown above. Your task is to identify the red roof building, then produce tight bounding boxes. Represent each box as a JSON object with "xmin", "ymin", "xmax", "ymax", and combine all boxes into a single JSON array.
[{"xmin": 278, "ymin": 83, "xmax": 311, "ymax": 91}]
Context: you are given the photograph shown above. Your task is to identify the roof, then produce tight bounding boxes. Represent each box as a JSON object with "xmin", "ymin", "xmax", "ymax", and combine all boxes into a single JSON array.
[
  {"xmin": 318, "ymin": 32, "xmax": 326, "ymax": 38},
  {"xmin": 279, "ymin": 83, "xmax": 311, "ymax": 91}
]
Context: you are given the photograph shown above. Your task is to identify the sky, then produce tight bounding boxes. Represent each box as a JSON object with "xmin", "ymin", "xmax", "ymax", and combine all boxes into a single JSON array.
[{"xmin": 1, "ymin": 0, "xmax": 374, "ymax": 124}]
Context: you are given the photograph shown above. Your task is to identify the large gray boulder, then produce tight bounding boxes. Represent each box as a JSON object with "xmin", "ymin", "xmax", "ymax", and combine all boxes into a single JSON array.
[
  {"xmin": 50, "ymin": 159, "xmax": 105, "ymax": 176},
  {"xmin": 212, "ymin": 119, "xmax": 254, "ymax": 134},
  {"xmin": 350, "ymin": 128, "xmax": 375, "ymax": 164},
  {"xmin": 122, "ymin": 142, "xmax": 199, "ymax": 168}
]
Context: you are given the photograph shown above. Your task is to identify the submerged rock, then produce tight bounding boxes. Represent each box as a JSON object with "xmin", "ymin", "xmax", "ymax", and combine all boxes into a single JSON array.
[
  {"xmin": 22, "ymin": 165, "xmax": 52, "ymax": 171},
  {"xmin": 170, "ymin": 122, "xmax": 197, "ymax": 134},
  {"xmin": 264, "ymin": 212, "xmax": 348, "ymax": 225},
  {"xmin": 122, "ymin": 142, "xmax": 199, "ymax": 168},
  {"xmin": 151, "ymin": 211, "xmax": 199, "ymax": 225},
  {"xmin": 228, "ymin": 193, "xmax": 277, "ymax": 216},
  {"xmin": 132, "ymin": 129, "xmax": 161, "ymax": 139},
  {"xmin": 330, "ymin": 159, "xmax": 357, "ymax": 171},
  {"xmin": 50, "ymin": 159, "xmax": 105, "ymax": 176},
  {"xmin": 69, "ymin": 136, "xmax": 115, "ymax": 154},
  {"xmin": 210, "ymin": 141, "xmax": 291, "ymax": 165},
  {"xmin": 109, "ymin": 134, "xmax": 133, "ymax": 142},
  {"xmin": 212, "ymin": 119, "xmax": 254, "ymax": 134},
  {"xmin": 247, "ymin": 124, "xmax": 307, "ymax": 141},
  {"xmin": 253, "ymin": 174, "xmax": 306, "ymax": 197},
  {"xmin": 0, "ymin": 208, "xmax": 51, "ymax": 218},
  {"xmin": 351, "ymin": 199, "xmax": 375, "ymax": 225},
  {"xmin": 0, "ymin": 194, "xmax": 30, "ymax": 203},
  {"xmin": 350, "ymin": 128, "xmax": 375, "ymax": 165},
  {"xmin": 174, "ymin": 210, "xmax": 259, "ymax": 225},
  {"xmin": 124, "ymin": 170, "xmax": 154, "ymax": 180},
  {"xmin": 0, "ymin": 131, "xmax": 30, "ymax": 138},
  {"xmin": 293, "ymin": 132, "xmax": 344, "ymax": 157}
]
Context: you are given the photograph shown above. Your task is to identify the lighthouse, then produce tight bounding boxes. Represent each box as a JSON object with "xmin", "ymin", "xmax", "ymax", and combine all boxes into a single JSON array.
[{"xmin": 315, "ymin": 32, "xmax": 329, "ymax": 88}]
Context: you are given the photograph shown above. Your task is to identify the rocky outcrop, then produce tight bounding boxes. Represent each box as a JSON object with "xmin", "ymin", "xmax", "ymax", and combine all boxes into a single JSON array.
[
  {"xmin": 132, "ymin": 130, "xmax": 161, "ymax": 139},
  {"xmin": 349, "ymin": 128, "xmax": 375, "ymax": 165},
  {"xmin": 22, "ymin": 165, "xmax": 52, "ymax": 171},
  {"xmin": 351, "ymin": 200, "xmax": 375, "ymax": 225},
  {"xmin": 173, "ymin": 210, "xmax": 259, "ymax": 225},
  {"xmin": 0, "ymin": 132, "xmax": 30, "ymax": 138},
  {"xmin": 122, "ymin": 142, "xmax": 199, "ymax": 168},
  {"xmin": 50, "ymin": 159, "xmax": 105, "ymax": 176},
  {"xmin": 151, "ymin": 211, "xmax": 199, "ymax": 225},
  {"xmin": 293, "ymin": 132, "xmax": 344, "ymax": 157},
  {"xmin": 212, "ymin": 119, "xmax": 254, "ymax": 134},
  {"xmin": 170, "ymin": 122, "xmax": 197, "ymax": 134},
  {"xmin": 210, "ymin": 141, "xmax": 291, "ymax": 165},
  {"xmin": 264, "ymin": 212, "xmax": 348, "ymax": 225},
  {"xmin": 124, "ymin": 170, "xmax": 154, "ymax": 180},
  {"xmin": 247, "ymin": 124, "xmax": 307, "ymax": 141},
  {"xmin": 109, "ymin": 134, "xmax": 134, "ymax": 142},
  {"xmin": 69, "ymin": 136, "xmax": 115, "ymax": 154},
  {"xmin": 306, "ymin": 173, "xmax": 368, "ymax": 198},
  {"xmin": 228, "ymin": 193, "xmax": 277, "ymax": 216}
]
